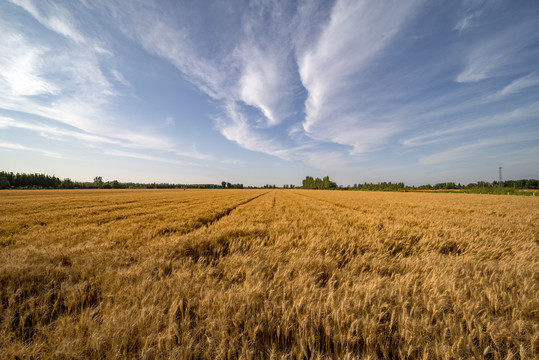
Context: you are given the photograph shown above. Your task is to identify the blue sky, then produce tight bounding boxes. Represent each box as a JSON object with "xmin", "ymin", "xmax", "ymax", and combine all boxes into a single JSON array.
[{"xmin": 1, "ymin": 0, "xmax": 538, "ymax": 186}]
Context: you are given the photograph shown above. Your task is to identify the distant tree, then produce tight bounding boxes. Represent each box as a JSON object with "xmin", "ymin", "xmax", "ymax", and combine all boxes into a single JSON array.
[
  {"xmin": 226, "ymin": 182, "xmax": 232, "ymax": 189},
  {"xmin": 60, "ymin": 178, "xmax": 74, "ymax": 189},
  {"xmin": 526, "ymin": 179, "xmax": 538, "ymax": 189},
  {"xmin": 221, "ymin": 181, "xmax": 226, "ymax": 188},
  {"xmin": 302, "ymin": 176, "xmax": 314, "ymax": 188},
  {"xmin": 301, "ymin": 176, "xmax": 337, "ymax": 189},
  {"xmin": 111, "ymin": 180, "xmax": 121, "ymax": 189},
  {"xmin": 0, "ymin": 174, "xmax": 9, "ymax": 189},
  {"xmin": 94, "ymin": 176, "xmax": 104, "ymax": 188}
]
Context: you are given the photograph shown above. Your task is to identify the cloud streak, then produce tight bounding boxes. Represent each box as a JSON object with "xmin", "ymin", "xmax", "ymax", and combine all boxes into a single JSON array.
[
  {"xmin": 456, "ymin": 20, "xmax": 539, "ymax": 83},
  {"xmin": 0, "ymin": 141, "xmax": 67, "ymax": 159},
  {"xmin": 419, "ymin": 132, "xmax": 539, "ymax": 165},
  {"xmin": 1, "ymin": 0, "xmax": 216, "ymax": 163},
  {"xmin": 8, "ymin": 0, "xmax": 86, "ymax": 43},
  {"xmin": 297, "ymin": 0, "xmax": 422, "ymax": 152},
  {"xmin": 0, "ymin": 30, "xmax": 58, "ymax": 97}
]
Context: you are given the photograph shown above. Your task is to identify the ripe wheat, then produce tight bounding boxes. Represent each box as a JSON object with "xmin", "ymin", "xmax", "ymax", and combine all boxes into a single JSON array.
[{"xmin": 0, "ymin": 189, "xmax": 537, "ymax": 359}]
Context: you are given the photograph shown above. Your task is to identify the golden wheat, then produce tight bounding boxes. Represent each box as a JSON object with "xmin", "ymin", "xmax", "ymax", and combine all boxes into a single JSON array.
[{"xmin": 0, "ymin": 189, "xmax": 537, "ymax": 359}]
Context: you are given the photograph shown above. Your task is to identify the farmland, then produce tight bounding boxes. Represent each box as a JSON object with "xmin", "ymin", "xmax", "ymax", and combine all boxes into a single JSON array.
[{"xmin": 0, "ymin": 189, "xmax": 537, "ymax": 359}]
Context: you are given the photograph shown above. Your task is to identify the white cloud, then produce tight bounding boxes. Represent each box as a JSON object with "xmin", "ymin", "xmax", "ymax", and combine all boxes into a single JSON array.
[
  {"xmin": 455, "ymin": 21, "xmax": 539, "ymax": 83},
  {"xmin": 110, "ymin": 69, "xmax": 130, "ymax": 87},
  {"xmin": 419, "ymin": 132, "xmax": 539, "ymax": 165},
  {"xmin": 484, "ymin": 73, "xmax": 539, "ymax": 102},
  {"xmin": 102, "ymin": 149, "xmax": 185, "ymax": 165},
  {"xmin": 0, "ymin": 31, "xmax": 58, "ymax": 97},
  {"xmin": 233, "ymin": 2, "xmax": 299, "ymax": 127},
  {"xmin": 215, "ymin": 101, "xmax": 287, "ymax": 159},
  {"xmin": 0, "ymin": 3, "xmax": 215, "ymax": 162},
  {"xmin": 454, "ymin": 10, "xmax": 483, "ymax": 34},
  {"xmin": 402, "ymin": 102, "xmax": 539, "ymax": 147},
  {"xmin": 237, "ymin": 45, "xmax": 293, "ymax": 126},
  {"xmin": 108, "ymin": 4, "xmax": 226, "ymax": 100},
  {"xmin": 454, "ymin": 14, "xmax": 474, "ymax": 33},
  {"xmin": 101, "ymin": 1, "xmax": 303, "ymax": 155},
  {"xmin": 9, "ymin": 0, "xmax": 86, "ymax": 43},
  {"xmin": 0, "ymin": 115, "xmax": 217, "ymax": 162},
  {"xmin": 0, "ymin": 116, "xmax": 117, "ymax": 145},
  {"xmin": 298, "ymin": 0, "xmax": 421, "ymax": 153},
  {"xmin": 0, "ymin": 15, "xmax": 115, "ymax": 133},
  {"xmin": 0, "ymin": 141, "xmax": 67, "ymax": 159}
]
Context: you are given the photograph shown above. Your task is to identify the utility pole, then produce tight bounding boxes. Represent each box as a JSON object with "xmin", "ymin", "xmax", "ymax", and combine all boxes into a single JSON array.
[{"xmin": 498, "ymin": 166, "xmax": 503, "ymax": 187}]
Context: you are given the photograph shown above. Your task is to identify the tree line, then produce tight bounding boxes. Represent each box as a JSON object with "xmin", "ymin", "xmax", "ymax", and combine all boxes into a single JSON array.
[
  {"xmin": 1, "ymin": 171, "xmax": 537, "ymax": 191},
  {"xmin": 0, "ymin": 171, "xmax": 61, "ymax": 189},
  {"xmin": 346, "ymin": 181, "xmax": 538, "ymax": 191},
  {"xmin": 414, "ymin": 180, "xmax": 538, "ymax": 190},
  {"xmin": 301, "ymin": 176, "xmax": 538, "ymax": 193},
  {"xmin": 0, "ymin": 172, "xmax": 237, "ymax": 190}
]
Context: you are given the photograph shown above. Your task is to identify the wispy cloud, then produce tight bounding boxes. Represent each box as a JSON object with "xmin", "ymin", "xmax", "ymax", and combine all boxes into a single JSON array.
[
  {"xmin": 234, "ymin": 2, "xmax": 300, "ymax": 127},
  {"xmin": 110, "ymin": 69, "xmax": 130, "ymax": 87},
  {"xmin": 455, "ymin": 20, "xmax": 539, "ymax": 83},
  {"xmin": 0, "ymin": 116, "xmax": 119, "ymax": 145},
  {"xmin": 8, "ymin": 0, "xmax": 86, "ymax": 43},
  {"xmin": 0, "ymin": 30, "xmax": 58, "ymax": 97},
  {"xmin": 107, "ymin": 0, "xmax": 423, "ymax": 160},
  {"xmin": 104, "ymin": 1, "xmax": 227, "ymax": 101},
  {"xmin": 0, "ymin": 116, "xmax": 216, "ymax": 163},
  {"xmin": 298, "ymin": 0, "xmax": 422, "ymax": 153},
  {"xmin": 402, "ymin": 102, "xmax": 539, "ymax": 147},
  {"xmin": 100, "ymin": 0, "xmax": 304, "ymax": 156},
  {"xmin": 419, "ymin": 132, "xmax": 539, "ymax": 165},
  {"xmin": 483, "ymin": 73, "xmax": 539, "ymax": 103},
  {"xmin": 215, "ymin": 101, "xmax": 288, "ymax": 159},
  {"xmin": 454, "ymin": 7, "xmax": 484, "ymax": 34},
  {"xmin": 454, "ymin": 13, "xmax": 477, "ymax": 34},
  {"xmin": 1, "ymin": 0, "xmax": 215, "ymax": 163},
  {"xmin": 101, "ymin": 149, "xmax": 185, "ymax": 165},
  {"xmin": 236, "ymin": 45, "xmax": 294, "ymax": 126},
  {"xmin": 0, "ymin": 141, "xmax": 68, "ymax": 159}
]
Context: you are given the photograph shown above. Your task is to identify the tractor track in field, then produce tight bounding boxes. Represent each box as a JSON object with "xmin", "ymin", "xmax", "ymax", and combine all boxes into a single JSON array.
[
  {"xmin": 200, "ymin": 191, "xmax": 270, "ymax": 228},
  {"xmin": 155, "ymin": 191, "xmax": 270, "ymax": 237}
]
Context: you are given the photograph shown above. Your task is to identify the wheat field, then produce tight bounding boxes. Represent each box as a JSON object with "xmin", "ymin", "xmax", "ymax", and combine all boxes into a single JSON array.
[{"xmin": 0, "ymin": 189, "xmax": 537, "ymax": 359}]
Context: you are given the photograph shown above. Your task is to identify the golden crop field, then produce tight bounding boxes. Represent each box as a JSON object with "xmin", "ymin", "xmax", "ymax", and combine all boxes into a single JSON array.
[{"xmin": 1, "ymin": 189, "xmax": 537, "ymax": 359}]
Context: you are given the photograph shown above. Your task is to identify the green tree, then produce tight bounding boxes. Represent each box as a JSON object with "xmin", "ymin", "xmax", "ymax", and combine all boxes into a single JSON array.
[
  {"xmin": 0, "ymin": 174, "xmax": 10, "ymax": 189},
  {"xmin": 94, "ymin": 176, "xmax": 104, "ymax": 188},
  {"xmin": 302, "ymin": 176, "xmax": 337, "ymax": 189},
  {"xmin": 302, "ymin": 176, "xmax": 314, "ymax": 188},
  {"xmin": 60, "ymin": 178, "xmax": 74, "ymax": 189}
]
